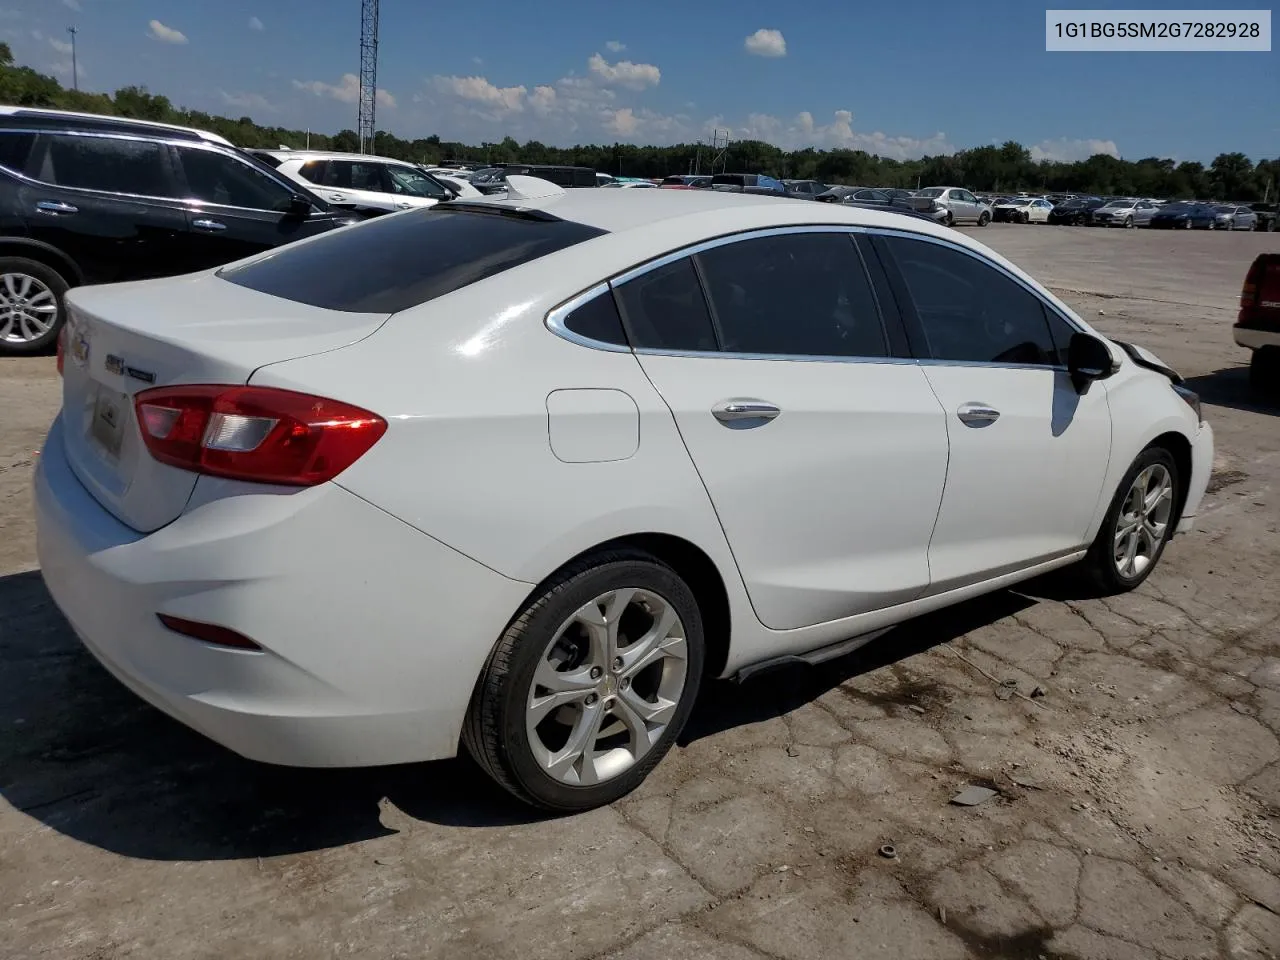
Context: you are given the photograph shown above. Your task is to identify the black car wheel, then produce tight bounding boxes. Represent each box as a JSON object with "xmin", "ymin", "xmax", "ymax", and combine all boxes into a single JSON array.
[
  {"xmin": 977, "ymin": 211, "xmax": 990, "ymax": 226},
  {"xmin": 1124, "ymin": 216, "xmax": 1134, "ymax": 229}
]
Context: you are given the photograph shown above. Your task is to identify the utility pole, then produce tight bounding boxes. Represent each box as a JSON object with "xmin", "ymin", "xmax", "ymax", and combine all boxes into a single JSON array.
[{"xmin": 66, "ymin": 26, "xmax": 78, "ymax": 91}]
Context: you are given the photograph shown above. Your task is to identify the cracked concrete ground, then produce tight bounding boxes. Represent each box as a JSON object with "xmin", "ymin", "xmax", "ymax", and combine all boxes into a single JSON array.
[{"xmin": 1, "ymin": 225, "xmax": 1278, "ymax": 959}]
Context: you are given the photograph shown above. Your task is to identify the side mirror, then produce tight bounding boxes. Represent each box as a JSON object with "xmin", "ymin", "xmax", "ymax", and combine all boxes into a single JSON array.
[
  {"xmin": 287, "ymin": 194, "xmax": 313, "ymax": 217},
  {"xmin": 1067, "ymin": 332, "xmax": 1116, "ymax": 391}
]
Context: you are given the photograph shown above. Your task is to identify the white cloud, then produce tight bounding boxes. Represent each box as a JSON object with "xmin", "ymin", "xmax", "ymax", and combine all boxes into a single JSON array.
[
  {"xmin": 472, "ymin": 55, "xmax": 483, "ymax": 65},
  {"xmin": 528, "ymin": 84, "xmax": 557, "ymax": 115},
  {"xmin": 63, "ymin": 0, "xmax": 82, "ymax": 10},
  {"xmin": 587, "ymin": 52, "xmax": 660, "ymax": 89},
  {"xmin": 249, "ymin": 16, "xmax": 264, "ymax": 32},
  {"xmin": 432, "ymin": 75, "xmax": 527, "ymax": 115},
  {"xmin": 147, "ymin": 20, "xmax": 188, "ymax": 44},
  {"xmin": 219, "ymin": 90, "xmax": 276, "ymax": 113},
  {"xmin": 293, "ymin": 73, "xmax": 396, "ymax": 108},
  {"xmin": 48, "ymin": 37, "xmax": 72, "ymax": 54},
  {"xmin": 1029, "ymin": 137, "xmax": 1121, "ymax": 162},
  {"xmin": 605, "ymin": 40, "xmax": 626, "ymax": 52},
  {"xmin": 714, "ymin": 109, "xmax": 954, "ymax": 159},
  {"xmin": 744, "ymin": 28, "xmax": 786, "ymax": 57},
  {"xmin": 605, "ymin": 108, "xmax": 639, "ymax": 136}
]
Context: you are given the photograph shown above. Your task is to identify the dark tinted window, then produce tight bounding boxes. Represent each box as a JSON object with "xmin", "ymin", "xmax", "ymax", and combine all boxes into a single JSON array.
[
  {"xmin": 698, "ymin": 233, "xmax": 888, "ymax": 358},
  {"xmin": 252, "ymin": 153, "xmax": 284, "ymax": 169},
  {"xmin": 38, "ymin": 135, "xmax": 173, "ymax": 196},
  {"xmin": 883, "ymin": 235, "xmax": 1058, "ymax": 366},
  {"xmin": 0, "ymin": 132, "xmax": 35, "ymax": 173},
  {"xmin": 221, "ymin": 207, "xmax": 607, "ymax": 313},
  {"xmin": 177, "ymin": 147, "xmax": 296, "ymax": 210},
  {"xmin": 1042, "ymin": 308, "xmax": 1079, "ymax": 366},
  {"xmin": 326, "ymin": 160, "xmax": 387, "ymax": 192},
  {"xmin": 562, "ymin": 291, "xmax": 628, "ymax": 346},
  {"xmin": 297, "ymin": 160, "xmax": 327, "ymax": 182},
  {"xmin": 614, "ymin": 257, "xmax": 716, "ymax": 352}
]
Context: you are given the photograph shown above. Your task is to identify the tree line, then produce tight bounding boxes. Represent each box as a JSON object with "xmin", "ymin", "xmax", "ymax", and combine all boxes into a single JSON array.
[{"xmin": 2, "ymin": 45, "xmax": 1275, "ymax": 202}]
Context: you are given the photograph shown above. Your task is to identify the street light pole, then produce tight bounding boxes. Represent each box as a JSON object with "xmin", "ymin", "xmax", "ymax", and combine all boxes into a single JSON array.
[{"xmin": 66, "ymin": 26, "xmax": 78, "ymax": 91}]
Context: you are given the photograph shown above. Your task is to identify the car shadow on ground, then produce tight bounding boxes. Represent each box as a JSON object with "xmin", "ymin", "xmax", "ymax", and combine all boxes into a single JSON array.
[
  {"xmin": 1183, "ymin": 365, "xmax": 1278, "ymax": 415},
  {"xmin": 1, "ymin": 566, "xmax": 1041, "ymax": 863}
]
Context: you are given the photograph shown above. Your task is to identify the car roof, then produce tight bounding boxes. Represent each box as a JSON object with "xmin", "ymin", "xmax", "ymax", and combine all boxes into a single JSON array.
[
  {"xmin": 0, "ymin": 106, "xmax": 234, "ymax": 146},
  {"xmin": 458, "ymin": 181, "xmax": 967, "ymax": 242},
  {"xmin": 257, "ymin": 149, "xmax": 419, "ymax": 165}
]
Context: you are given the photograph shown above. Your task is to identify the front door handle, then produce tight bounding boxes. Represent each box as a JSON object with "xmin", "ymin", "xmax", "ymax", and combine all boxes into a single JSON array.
[
  {"xmin": 192, "ymin": 219, "xmax": 227, "ymax": 232},
  {"xmin": 35, "ymin": 200, "xmax": 78, "ymax": 215},
  {"xmin": 712, "ymin": 399, "xmax": 781, "ymax": 425},
  {"xmin": 957, "ymin": 402, "xmax": 1001, "ymax": 426}
]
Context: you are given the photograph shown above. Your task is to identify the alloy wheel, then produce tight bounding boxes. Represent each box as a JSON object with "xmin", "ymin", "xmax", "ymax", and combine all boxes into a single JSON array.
[
  {"xmin": 0, "ymin": 272, "xmax": 58, "ymax": 344},
  {"xmin": 526, "ymin": 587, "xmax": 688, "ymax": 786},
  {"xmin": 1113, "ymin": 464, "xmax": 1174, "ymax": 580}
]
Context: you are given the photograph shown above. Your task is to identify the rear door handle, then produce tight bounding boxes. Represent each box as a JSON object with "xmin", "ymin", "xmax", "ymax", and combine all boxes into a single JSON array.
[
  {"xmin": 192, "ymin": 219, "xmax": 227, "ymax": 232},
  {"xmin": 957, "ymin": 402, "xmax": 1000, "ymax": 426},
  {"xmin": 712, "ymin": 399, "xmax": 781, "ymax": 425},
  {"xmin": 35, "ymin": 200, "xmax": 78, "ymax": 215}
]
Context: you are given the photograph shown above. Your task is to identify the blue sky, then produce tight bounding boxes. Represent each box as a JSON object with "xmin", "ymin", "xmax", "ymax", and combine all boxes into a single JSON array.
[{"xmin": 2, "ymin": 0, "xmax": 1275, "ymax": 162}]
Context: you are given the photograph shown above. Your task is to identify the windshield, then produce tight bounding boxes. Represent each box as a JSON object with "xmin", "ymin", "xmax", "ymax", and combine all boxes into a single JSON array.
[
  {"xmin": 1162, "ymin": 203, "xmax": 1197, "ymax": 213},
  {"xmin": 1212, "ymin": 205, "xmax": 1235, "ymax": 213},
  {"xmin": 1102, "ymin": 200, "xmax": 1134, "ymax": 209},
  {"xmin": 917, "ymin": 187, "xmax": 945, "ymax": 198}
]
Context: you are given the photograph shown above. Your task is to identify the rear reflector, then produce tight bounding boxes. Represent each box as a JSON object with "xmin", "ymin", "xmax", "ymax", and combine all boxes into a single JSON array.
[
  {"xmin": 157, "ymin": 614, "xmax": 262, "ymax": 651},
  {"xmin": 133, "ymin": 385, "xmax": 386, "ymax": 486}
]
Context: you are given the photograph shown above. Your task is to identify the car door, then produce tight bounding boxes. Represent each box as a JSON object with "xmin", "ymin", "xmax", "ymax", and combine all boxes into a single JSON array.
[
  {"xmin": 1033, "ymin": 199, "xmax": 1053, "ymax": 222},
  {"xmin": 18, "ymin": 132, "xmax": 188, "ymax": 284},
  {"xmin": 170, "ymin": 143, "xmax": 340, "ymax": 272},
  {"xmin": 955, "ymin": 190, "xmax": 981, "ymax": 222},
  {"xmin": 1135, "ymin": 201, "xmax": 1156, "ymax": 225},
  {"xmin": 875, "ymin": 232, "xmax": 1113, "ymax": 592},
  {"xmin": 621, "ymin": 230, "xmax": 949, "ymax": 632}
]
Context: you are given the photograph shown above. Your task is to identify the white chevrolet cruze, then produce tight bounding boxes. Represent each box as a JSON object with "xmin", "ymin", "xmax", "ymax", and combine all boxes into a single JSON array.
[{"xmin": 35, "ymin": 179, "xmax": 1214, "ymax": 811}]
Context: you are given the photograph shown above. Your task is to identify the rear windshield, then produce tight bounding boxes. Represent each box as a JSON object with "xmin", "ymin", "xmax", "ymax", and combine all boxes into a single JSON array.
[{"xmin": 219, "ymin": 206, "xmax": 606, "ymax": 314}]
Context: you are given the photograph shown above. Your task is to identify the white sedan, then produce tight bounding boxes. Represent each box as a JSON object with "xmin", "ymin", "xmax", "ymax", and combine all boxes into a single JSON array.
[
  {"xmin": 994, "ymin": 196, "xmax": 1054, "ymax": 223},
  {"xmin": 36, "ymin": 179, "xmax": 1213, "ymax": 811}
]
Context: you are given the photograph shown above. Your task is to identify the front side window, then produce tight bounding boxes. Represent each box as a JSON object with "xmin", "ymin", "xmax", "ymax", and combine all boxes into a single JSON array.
[
  {"xmin": 38, "ymin": 134, "xmax": 173, "ymax": 196},
  {"xmin": 882, "ymin": 235, "xmax": 1059, "ymax": 367},
  {"xmin": 697, "ymin": 233, "xmax": 888, "ymax": 358},
  {"xmin": 177, "ymin": 147, "xmax": 296, "ymax": 210},
  {"xmin": 221, "ymin": 207, "xmax": 606, "ymax": 313},
  {"xmin": 613, "ymin": 257, "xmax": 717, "ymax": 352}
]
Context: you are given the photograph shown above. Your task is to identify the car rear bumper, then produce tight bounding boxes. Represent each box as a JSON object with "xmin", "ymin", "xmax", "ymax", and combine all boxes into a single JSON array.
[
  {"xmin": 1177, "ymin": 420, "xmax": 1215, "ymax": 535},
  {"xmin": 1236, "ymin": 328, "xmax": 1280, "ymax": 351},
  {"xmin": 34, "ymin": 414, "xmax": 532, "ymax": 768}
]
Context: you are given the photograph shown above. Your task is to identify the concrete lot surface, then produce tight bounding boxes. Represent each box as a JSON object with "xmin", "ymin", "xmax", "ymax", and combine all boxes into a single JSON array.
[{"xmin": 1, "ymin": 224, "xmax": 1278, "ymax": 959}]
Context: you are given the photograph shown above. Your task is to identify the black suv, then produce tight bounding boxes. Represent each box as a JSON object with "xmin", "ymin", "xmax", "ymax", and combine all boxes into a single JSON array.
[{"xmin": 0, "ymin": 108, "xmax": 364, "ymax": 354}]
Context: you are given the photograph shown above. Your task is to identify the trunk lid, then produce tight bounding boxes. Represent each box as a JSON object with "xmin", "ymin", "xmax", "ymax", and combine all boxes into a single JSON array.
[
  {"xmin": 905, "ymin": 196, "xmax": 937, "ymax": 213},
  {"xmin": 59, "ymin": 271, "xmax": 388, "ymax": 533}
]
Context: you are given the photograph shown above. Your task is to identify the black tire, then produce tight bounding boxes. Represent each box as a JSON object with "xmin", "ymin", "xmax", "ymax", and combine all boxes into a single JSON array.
[
  {"xmin": 1250, "ymin": 346, "xmax": 1280, "ymax": 401},
  {"xmin": 1079, "ymin": 447, "xmax": 1181, "ymax": 594},
  {"xmin": 977, "ymin": 211, "xmax": 990, "ymax": 226},
  {"xmin": 944, "ymin": 210, "xmax": 954, "ymax": 227},
  {"xmin": 1183, "ymin": 219, "xmax": 1192, "ymax": 229},
  {"xmin": 0, "ymin": 257, "xmax": 69, "ymax": 355},
  {"xmin": 1123, "ymin": 216, "xmax": 1134, "ymax": 229},
  {"xmin": 463, "ymin": 549, "xmax": 705, "ymax": 811}
]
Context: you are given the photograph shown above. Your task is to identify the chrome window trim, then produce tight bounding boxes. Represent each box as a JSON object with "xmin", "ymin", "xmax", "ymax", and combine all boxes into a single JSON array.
[
  {"xmin": 544, "ymin": 283, "xmax": 632, "ymax": 354},
  {"xmin": 543, "ymin": 222, "xmax": 1085, "ymax": 367}
]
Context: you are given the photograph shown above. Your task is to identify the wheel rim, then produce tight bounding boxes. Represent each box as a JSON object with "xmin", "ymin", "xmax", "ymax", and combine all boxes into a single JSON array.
[
  {"xmin": 1113, "ymin": 464, "xmax": 1174, "ymax": 579},
  {"xmin": 526, "ymin": 587, "xmax": 688, "ymax": 786},
  {"xmin": 0, "ymin": 272, "xmax": 58, "ymax": 344}
]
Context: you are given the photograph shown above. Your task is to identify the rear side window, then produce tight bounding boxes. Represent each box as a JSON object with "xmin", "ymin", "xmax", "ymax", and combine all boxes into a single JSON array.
[
  {"xmin": 0, "ymin": 132, "xmax": 35, "ymax": 173},
  {"xmin": 297, "ymin": 160, "xmax": 327, "ymax": 182},
  {"xmin": 221, "ymin": 207, "xmax": 607, "ymax": 313},
  {"xmin": 562, "ymin": 291, "xmax": 628, "ymax": 346},
  {"xmin": 614, "ymin": 257, "xmax": 717, "ymax": 352},
  {"xmin": 697, "ymin": 233, "xmax": 888, "ymax": 358},
  {"xmin": 37, "ymin": 134, "xmax": 174, "ymax": 196}
]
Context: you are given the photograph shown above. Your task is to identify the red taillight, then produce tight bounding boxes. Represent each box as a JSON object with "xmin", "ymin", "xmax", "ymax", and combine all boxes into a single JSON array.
[
  {"xmin": 56, "ymin": 325, "xmax": 66, "ymax": 376},
  {"xmin": 133, "ymin": 385, "xmax": 386, "ymax": 486},
  {"xmin": 157, "ymin": 614, "xmax": 262, "ymax": 650},
  {"xmin": 1238, "ymin": 254, "xmax": 1280, "ymax": 331}
]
